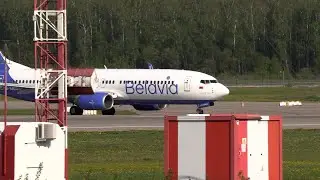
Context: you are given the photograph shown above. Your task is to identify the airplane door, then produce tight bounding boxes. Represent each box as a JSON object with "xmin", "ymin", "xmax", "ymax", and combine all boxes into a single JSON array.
[{"xmin": 184, "ymin": 76, "xmax": 191, "ymax": 92}]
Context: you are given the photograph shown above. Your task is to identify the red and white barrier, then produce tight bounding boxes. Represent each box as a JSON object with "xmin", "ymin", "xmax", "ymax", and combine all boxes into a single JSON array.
[{"xmin": 164, "ymin": 114, "xmax": 282, "ymax": 180}]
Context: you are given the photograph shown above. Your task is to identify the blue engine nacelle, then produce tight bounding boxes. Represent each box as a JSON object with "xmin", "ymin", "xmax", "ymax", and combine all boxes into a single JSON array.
[
  {"xmin": 132, "ymin": 104, "xmax": 167, "ymax": 111},
  {"xmin": 73, "ymin": 93, "xmax": 114, "ymax": 110}
]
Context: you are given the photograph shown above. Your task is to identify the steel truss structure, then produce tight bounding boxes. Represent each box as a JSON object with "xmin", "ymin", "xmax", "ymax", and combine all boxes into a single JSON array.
[{"xmin": 33, "ymin": 0, "xmax": 67, "ymax": 127}]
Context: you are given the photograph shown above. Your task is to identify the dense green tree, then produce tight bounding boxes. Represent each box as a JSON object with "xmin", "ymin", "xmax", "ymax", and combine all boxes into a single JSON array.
[{"xmin": 0, "ymin": 0, "xmax": 319, "ymax": 80}]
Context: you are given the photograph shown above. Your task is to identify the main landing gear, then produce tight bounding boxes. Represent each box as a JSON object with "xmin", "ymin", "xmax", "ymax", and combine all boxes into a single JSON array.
[
  {"xmin": 69, "ymin": 105, "xmax": 83, "ymax": 115},
  {"xmin": 196, "ymin": 108, "xmax": 204, "ymax": 114},
  {"xmin": 101, "ymin": 107, "xmax": 116, "ymax": 115},
  {"xmin": 69, "ymin": 105, "xmax": 116, "ymax": 115}
]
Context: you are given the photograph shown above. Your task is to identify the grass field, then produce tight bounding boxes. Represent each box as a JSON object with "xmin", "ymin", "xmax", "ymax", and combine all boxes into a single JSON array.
[
  {"xmin": 223, "ymin": 86, "xmax": 320, "ymax": 102},
  {"xmin": 0, "ymin": 109, "xmax": 138, "ymax": 116},
  {"xmin": 68, "ymin": 129, "xmax": 320, "ymax": 180}
]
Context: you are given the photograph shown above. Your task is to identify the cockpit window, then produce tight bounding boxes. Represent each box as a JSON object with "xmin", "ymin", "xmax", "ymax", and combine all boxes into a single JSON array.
[{"xmin": 200, "ymin": 79, "xmax": 218, "ymax": 84}]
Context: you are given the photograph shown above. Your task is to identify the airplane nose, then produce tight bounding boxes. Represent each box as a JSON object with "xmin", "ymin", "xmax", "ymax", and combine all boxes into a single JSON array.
[
  {"xmin": 222, "ymin": 85, "xmax": 230, "ymax": 96},
  {"xmin": 216, "ymin": 83, "xmax": 229, "ymax": 98}
]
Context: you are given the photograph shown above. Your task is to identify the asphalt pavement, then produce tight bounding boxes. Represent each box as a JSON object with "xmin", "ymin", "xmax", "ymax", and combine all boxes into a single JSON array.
[{"xmin": 1, "ymin": 101, "xmax": 319, "ymax": 131}]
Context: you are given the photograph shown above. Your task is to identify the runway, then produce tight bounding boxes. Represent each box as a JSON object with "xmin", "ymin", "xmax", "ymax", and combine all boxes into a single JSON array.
[{"xmin": 2, "ymin": 101, "xmax": 320, "ymax": 131}]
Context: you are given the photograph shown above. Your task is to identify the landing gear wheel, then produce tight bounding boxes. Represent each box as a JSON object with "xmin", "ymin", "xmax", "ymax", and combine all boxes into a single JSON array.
[
  {"xmin": 70, "ymin": 106, "xmax": 83, "ymax": 115},
  {"xmin": 102, "ymin": 107, "xmax": 116, "ymax": 115},
  {"xmin": 196, "ymin": 108, "xmax": 204, "ymax": 114}
]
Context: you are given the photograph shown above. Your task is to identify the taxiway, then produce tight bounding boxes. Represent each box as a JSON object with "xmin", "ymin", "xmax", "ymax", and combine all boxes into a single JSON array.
[{"xmin": 1, "ymin": 101, "xmax": 320, "ymax": 131}]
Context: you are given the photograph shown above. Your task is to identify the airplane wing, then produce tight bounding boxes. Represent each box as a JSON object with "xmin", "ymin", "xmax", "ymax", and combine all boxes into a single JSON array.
[
  {"xmin": 106, "ymin": 90, "xmax": 119, "ymax": 98},
  {"xmin": 94, "ymin": 89, "xmax": 124, "ymax": 99}
]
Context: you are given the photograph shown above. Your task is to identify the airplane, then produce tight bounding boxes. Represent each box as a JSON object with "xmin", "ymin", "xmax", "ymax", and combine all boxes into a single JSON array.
[{"xmin": 0, "ymin": 51, "xmax": 230, "ymax": 115}]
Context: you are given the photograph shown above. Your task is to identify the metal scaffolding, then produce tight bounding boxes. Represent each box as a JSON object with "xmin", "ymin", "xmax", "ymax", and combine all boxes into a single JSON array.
[{"xmin": 33, "ymin": 0, "xmax": 68, "ymax": 127}]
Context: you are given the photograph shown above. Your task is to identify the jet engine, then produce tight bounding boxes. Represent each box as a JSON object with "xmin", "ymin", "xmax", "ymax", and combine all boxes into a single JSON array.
[
  {"xmin": 73, "ymin": 93, "xmax": 114, "ymax": 110},
  {"xmin": 132, "ymin": 104, "xmax": 167, "ymax": 111}
]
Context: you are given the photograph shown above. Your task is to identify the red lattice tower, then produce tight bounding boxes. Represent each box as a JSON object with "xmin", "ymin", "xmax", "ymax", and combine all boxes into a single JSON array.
[{"xmin": 33, "ymin": 0, "xmax": 67, "ymax": 127}]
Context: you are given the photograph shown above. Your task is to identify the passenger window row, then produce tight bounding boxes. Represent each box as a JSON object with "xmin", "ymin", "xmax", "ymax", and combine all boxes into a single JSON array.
[
  {"xmin": 101, "ymin": 80, "xmax": 175, "ymax": 85},
  {"xmin": 200, "ymin": 80, "xmax": 218, "ymax": 84},
  {"xmin": 15, "ymin": 80, "xmax": 40, "ymax": 84},
  {"xmin": 14, "ymin": 79, "xmax": 176, "ymax": 85}
]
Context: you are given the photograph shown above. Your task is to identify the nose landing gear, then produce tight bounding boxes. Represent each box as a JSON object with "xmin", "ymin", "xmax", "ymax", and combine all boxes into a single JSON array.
[{"xmin": 195, "ymin": 101, "xmax": 214, "ymax": 114}]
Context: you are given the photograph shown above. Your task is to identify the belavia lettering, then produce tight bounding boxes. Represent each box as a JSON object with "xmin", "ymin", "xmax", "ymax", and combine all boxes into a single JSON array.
[{"xmin": 125, "ymin": 83, "xmax": 178, "ymax": 95}]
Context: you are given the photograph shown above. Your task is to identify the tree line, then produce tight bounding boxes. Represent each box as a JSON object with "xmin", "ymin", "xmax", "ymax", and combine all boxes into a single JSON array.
[{"xmin": 0, "ymin": 0, "xmax": 320, "ymax": 80}]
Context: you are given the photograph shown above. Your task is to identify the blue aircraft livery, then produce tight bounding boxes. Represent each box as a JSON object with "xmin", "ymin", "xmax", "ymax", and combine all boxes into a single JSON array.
[
  {"xmin": 125, "ymin": 82, "xmax": 178, "ymax": 95},
  {"xmin": 0, "ymin": 53, "xmax": 15, "ymax": 83}
]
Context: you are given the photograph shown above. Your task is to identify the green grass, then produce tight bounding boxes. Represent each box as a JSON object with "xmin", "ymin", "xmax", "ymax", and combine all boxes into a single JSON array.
[
  {"xmin": 0, "ymin": 109, "xmax": 37, "ymax": 115},
  {"xmin": 224, "ymin": 86, "xmax": 320, "ymax": 102},
  {"xmin": 0, "ymin": 96, "xmax": 19, "ymax": 101},
  {"xmin": 68, "ymin": 129, "xmax": 320, "ymax": 180},
  {"xmin": 0, "ymin": 109, "xmax": 138, "ymax": 116},
  {"xmin": 69, "ymin": 131, "xmax": 163, "ymax": 179},
  {"xmin": 283, "ymin": 129, "xmax": 320, "ymax": 179}
]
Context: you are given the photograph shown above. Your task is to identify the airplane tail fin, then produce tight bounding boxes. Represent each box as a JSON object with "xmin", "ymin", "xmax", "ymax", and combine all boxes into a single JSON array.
[
  {"xmin": 0, "ymin": 51, "xmax": 16, "ymax": 83},
  {"xmin": 0, "ymin": 51, "xmax": 31, "ymax": 70},
  {"xmin": 0, "ymin": 51, "xmax": 8, "ymax": 72}
]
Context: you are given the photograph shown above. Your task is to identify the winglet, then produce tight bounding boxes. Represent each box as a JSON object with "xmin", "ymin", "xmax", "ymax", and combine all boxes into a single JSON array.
[{"xmin": 147, "ymin": 62, "xmax": 153, "ymax": 69}]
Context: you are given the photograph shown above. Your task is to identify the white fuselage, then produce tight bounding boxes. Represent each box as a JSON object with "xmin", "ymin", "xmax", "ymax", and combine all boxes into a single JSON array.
[
  {"xmin": 1, "ymin": 58, "xmax": 229, "ymax": 105},
  {"xmin": 92, "ymin": 69, "xmax": 229, "ymax": 102}
]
